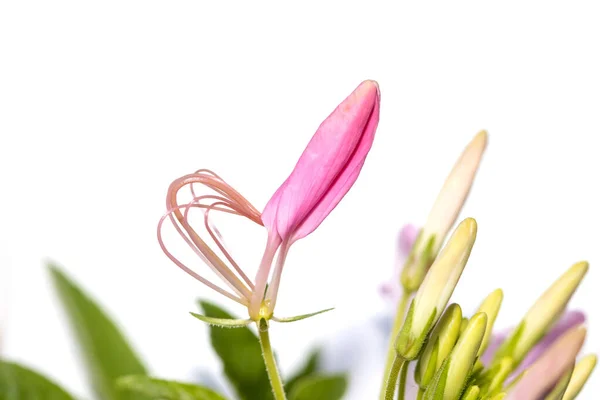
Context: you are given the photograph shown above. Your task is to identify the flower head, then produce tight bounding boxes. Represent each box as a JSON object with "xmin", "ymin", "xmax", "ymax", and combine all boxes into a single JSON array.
[{"xmin": 158, "ymin": 81, "xmax": 380, "ymax": 321}]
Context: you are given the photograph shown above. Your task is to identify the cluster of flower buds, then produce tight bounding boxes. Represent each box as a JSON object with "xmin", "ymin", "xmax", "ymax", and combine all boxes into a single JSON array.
[{"xmin": 382, "ymin": 132, "xmax": 596, "ymax": 399}]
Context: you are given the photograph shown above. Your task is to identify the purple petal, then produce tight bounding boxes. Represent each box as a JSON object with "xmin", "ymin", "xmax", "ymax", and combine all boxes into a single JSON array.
[{"xmin": 398, "ymin": 224, "xmax": 419, "ymax": 256}]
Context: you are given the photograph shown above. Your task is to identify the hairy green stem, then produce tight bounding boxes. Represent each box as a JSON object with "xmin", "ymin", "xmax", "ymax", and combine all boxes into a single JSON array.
[
  {"xmin": 258, "ymin": 321, "xmax": 287, "ymax": 400},
  {"xmin": 383, "ymin": 355, "xmax": 405, "ymax": 400},
  {"xmin": 380, "ymin": 291, "xmax": 411, "ymax": 399},
  {"xmin": 397, "ymin": 360, "xmax": 409, "ymax": 400}
]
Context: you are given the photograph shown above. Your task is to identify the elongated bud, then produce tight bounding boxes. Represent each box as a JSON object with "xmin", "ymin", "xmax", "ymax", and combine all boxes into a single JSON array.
[
  {"xmin": 476, "ymin": 289, "xmax": 503, "ymax": 357},
  {"xmin": 506, "ymin": 326, "xmax": 587, "ymax": 400},
  {"xmin": 545, "ymin": 364, "xmax": 575, "ymax": 400},
  {"xmin": 461, "ymin": 386, "xmax": 480, "ymax": 400},
  {"xmin": 493, "ymin": 262, "xmax": 588, "ymax": 366},
  {"xmin": 415, "ymin": 304, "xmax": 463, "ymax": 388},
  {"xmin": 401, "ymin": 131, "xmax": 487, "ymax": 292},
  {"xmin": 460, "ymin": 317, "xmax": 469, "ymax": 335},
  {"xmin": 396, "ymin": 218, "xmax": 477, "ymax": 360},
  {"xmin": 444, "ymin": 313, "xmax": 487, "ymax": 399},
  {"xmin": 563, "ymin": 354, "xmax": 597, "ymax": 400},
  {"xmin": 423, "ymin": 313, "xmax": 487, "ymax": 400}
]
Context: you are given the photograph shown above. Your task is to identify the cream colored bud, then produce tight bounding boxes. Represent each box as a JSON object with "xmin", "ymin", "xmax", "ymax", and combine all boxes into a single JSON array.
[
  {"xmin": 476, "ymin": 288, "xmax": 503, "ymax": 356},
  {"xmin": 401, "ymin": 131, "xmax": 487, "ymax": 292},
  {"xmin": 397, "ymin": 218, "xmax": 477, "ymax": 360},
  {"xmin": 563, "ymin": 354, "xmax": 597, "ymax": 400},
  {"xmin": 496, "ymin": 262, "xmax": 588, "ymax": 365}
]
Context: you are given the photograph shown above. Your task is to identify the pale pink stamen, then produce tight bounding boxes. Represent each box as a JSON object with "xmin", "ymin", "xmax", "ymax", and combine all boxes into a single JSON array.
[
  {"xmin": 157, "ymin": 209, "xmax": 246, "ymax": 305},
  {"xmin": 159, "ymin": 169, "xmax": 263, "ymax": 303}
]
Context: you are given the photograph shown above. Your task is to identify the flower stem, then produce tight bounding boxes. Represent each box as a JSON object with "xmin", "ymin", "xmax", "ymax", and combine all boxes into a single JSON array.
[
  {"xmin": 383, "ymin": 354, "xmax": 405, "ymax": 400},
  {"xmin": 258, "ymin": 320, "xmax": 287, "ymax": 400},
  {"xmin": 397, "ymin": 360, "xmax": 409, "ymax": 400},
  {"xmin": 380, "ymin": 290, "xmax": 411, "ymax": 399}
]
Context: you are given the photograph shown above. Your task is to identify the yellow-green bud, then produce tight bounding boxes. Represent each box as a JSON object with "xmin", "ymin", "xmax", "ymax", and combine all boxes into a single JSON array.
[
  {"xmin": 493, "ymin": 261, "xmax": 588, "ymax": 366},
  {"xmin": 423, "ymin": 312, "xmax": 488, "ymax": 400},
  {"xmin": 545, "ymin": 364, "xmax": 574, "ymax": 400},
  {"xmin": 563, "ymin": 354, "xmax": 597, "ymax": 400},
  {"xmin": 401, "ymin": 131, "xmax": 487, "ymax": 292},
  {"xmin": 475, "ymin": 288, "xmax": 503, "ymax": 357},
  {"xmin": 415, "ymin": 304, "xmax": 463, "ymax": 387},
  {"xmin": 396, "ymin": 218, "xmax": 477, "ymax": 360},
  {"xmin": 445, "ymin": 313, "xmax": 488, "ymax": 399},
  {"xmin": 461, "ymin": 386, "xmax": 480, "ymax": 400}
]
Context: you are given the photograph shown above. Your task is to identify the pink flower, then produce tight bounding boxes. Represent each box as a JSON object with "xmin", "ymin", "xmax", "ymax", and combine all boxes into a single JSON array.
[
  {"xmin": 157, "ymin": 81, "xmax": 380, "ymax": 321},
  {"xmin": 254, "ymin": 80, "xmax": 381, "ymax": 318}
]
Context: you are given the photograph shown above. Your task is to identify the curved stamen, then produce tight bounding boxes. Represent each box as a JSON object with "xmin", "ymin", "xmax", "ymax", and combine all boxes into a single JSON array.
[
  {"xmin": 204, "ymin": 201, "xmax": 255, "ymax": 289},
  {"xmin": 162, "ymin": 170, "xmax": 264, "ymax": 304},
  {"xmin": 162, "ymin": 202, "xmax": 249, "ymax": 298},
  {"xmin": 157, "ymin": 210, "xmax": 247, "ymax": 305}
]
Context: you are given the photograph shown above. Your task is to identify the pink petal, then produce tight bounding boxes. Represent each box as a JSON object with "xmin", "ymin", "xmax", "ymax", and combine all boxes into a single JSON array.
[
  {"xmin": 506, "ymin": 325, "xmax": 586, "ymax": 400},
  {"xmin": 481, "ymin": 310, "xmax": 585, "ymax": 371},
  {"xmin": 262, "ymin": 80, "xmax": 380, "ymax": 243}
]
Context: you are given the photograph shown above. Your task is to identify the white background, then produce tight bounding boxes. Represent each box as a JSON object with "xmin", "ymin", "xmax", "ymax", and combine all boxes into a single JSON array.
[{"xmin": 1, "ymin": 1, "xmax": 599, "ymax": 399}]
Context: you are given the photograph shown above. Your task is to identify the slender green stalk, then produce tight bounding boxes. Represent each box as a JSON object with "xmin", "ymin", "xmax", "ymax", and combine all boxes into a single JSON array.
[
  {"xmin": 383, "ymin": 355, "xmax": 405, "ymax": 400},
  {"xmin": 416, "ymin": 388, "xmax": 425, "ymax": 400},
  {"xmin": 258, "ymin": 321, "xmax": 287, "ymax": 400},
  {"xmin": 380, "ymin": 291, "xmax": 411, "ymax": 399},
  {"xmin": 397, "ymin": 360, "xmax": 409, "ymax": 400}
]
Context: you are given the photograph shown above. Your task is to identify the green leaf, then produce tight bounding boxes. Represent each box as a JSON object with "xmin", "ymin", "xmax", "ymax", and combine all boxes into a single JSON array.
[
  {"xmin": 117, "ymin": 376, "xmax": 227, "ymax": 400},
  {"xmin": 48, "ymin": 263, "xmax": 147, "ymax": 400},
  {"xmin": 285, "ymin": 349, "xmax": 321, "ymax": 394},
  {"xmin": 288, "ymin": 374, "xmax": 347, "ymax": 400},
  {"xmin": 272, "ymin": 308, "xmax": 334, "ymax": 323},
  {"xmin": 198, "ymin": 300, "xmax": 272, "ymax": 400},
  {"xmin": 190, "ymin": 312, "xmax": 252, "ymax": 328},
  {"xmin": 0, "ymin": 361, "xmax": 75, "ymax": 400}
]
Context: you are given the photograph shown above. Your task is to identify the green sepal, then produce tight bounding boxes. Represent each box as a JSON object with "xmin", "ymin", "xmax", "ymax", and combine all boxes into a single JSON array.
[
  {"xmin": 396, "ymin": 300, "xmax": 437, "ymax": 360},
  {"xmin": 401, "ymin": 232, "xmax": 437, "ymax": 293},
  {"xmin": 423, "ymin": 357, "xmax": 450, "ymax": 400},
  {"xmin": 116, "ymin": 375, "xmax": 227, "ymax": 400},
  {"xmin": 190, "ymin": 312, "xmax": 252, "ymax": 328},
  {"xmin": 415, "ymin": 337, "xmax": 440, "ymax": 387},
  {"xmin": 0, "ymin": 361, "xmax": 75, "ymax": 400},
  {"xmin": 198, "ymin": 300, "xmax": 272, "ymax": 400},
  {"xmin": 272, "ymin": 307, "xmax": 334, "ymax": 323}
]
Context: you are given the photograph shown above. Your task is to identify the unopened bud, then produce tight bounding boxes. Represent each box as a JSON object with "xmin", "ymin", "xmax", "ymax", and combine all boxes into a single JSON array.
[
  {"xmin": 401, "ymin": 131, "xmax": 487, "ymax": 292},
  {"xmin": 415, "ymin": 304, "xmax": 462, "ymax": 387},
  {"xmin": 396, "ymin": 218, "xmax": 477, "ymax": 360},
  {"xmin": 493, "ymin": 262, "xmax": 588, "ymax": 366},
  {"xmin": 563, "ymin": 354, "xmax": 597, "ymax": 400}
]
